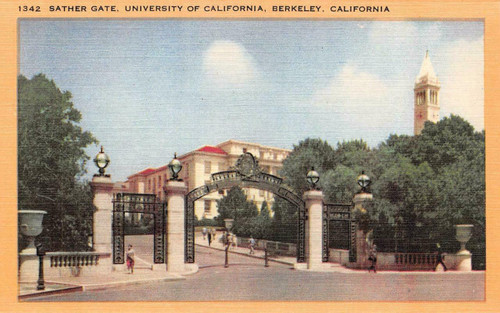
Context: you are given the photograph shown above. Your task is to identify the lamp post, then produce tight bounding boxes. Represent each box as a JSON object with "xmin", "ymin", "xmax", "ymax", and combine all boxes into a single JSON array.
[
  {"xmin": 168, "ymin": 153, "xmax": 183, "ymax": 181},
  {"xmin": 223, "ymin": 219, "xmax": 234, "ymax": 268},
  {"xmin": 306, "ymin": 167, "xmax": 320, "ymax": 190},
  {"xmin": 357, "ymin": 171, "xmax": 371, "ymax": 193},
  {"xmin": 93, "ymin": 146, "xmax": 110, "ymax": 177},
  {"xmin": 36, "ymin": 243, "xmax": 45, "ymax": 290}
]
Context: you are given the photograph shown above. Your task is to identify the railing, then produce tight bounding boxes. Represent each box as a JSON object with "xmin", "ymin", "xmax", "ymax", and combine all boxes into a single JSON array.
[
  {"xmin": 236, "ymin": 237, "xmax": 296, "ymax": 256},
  {"xmin": 394, "ymin": 252, "xmax": 439, "ymax": 270},
  {"xmin": 48, "ymin": 252, "xmax": 100, "ymax": 268}
]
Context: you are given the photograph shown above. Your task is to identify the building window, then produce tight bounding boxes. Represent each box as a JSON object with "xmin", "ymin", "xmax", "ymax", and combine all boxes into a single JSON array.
[
  {"xmin": 259, "ymin": 190, "xmax": 264, "ymax": 197},
  {"xmin": 204, "ymin": 200, "xmax": 211, "ymax": 213},
  {"xmin": 205, "ymin": 161, "xmax": 211, "ymax": 174},
  {"xmin": 158, "ymin": 176, "xmax": 161, "ymax": 187}
]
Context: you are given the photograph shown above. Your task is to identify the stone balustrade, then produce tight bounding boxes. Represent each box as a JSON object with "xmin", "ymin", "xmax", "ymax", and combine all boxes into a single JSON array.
[
  {"xmin": 393, "ymin": 252, "xmax": 439, "ymax": 270},
  {"xmin": 48, "ymin": 252, "xmax": 101, "ymax": 268},
  {"xmin": 329, "ymin": 248, "xmax": 460, "ymax": 271},
  {"xmin": 42, "ymin": 251, "xmax": 112, "ymax": 278}
]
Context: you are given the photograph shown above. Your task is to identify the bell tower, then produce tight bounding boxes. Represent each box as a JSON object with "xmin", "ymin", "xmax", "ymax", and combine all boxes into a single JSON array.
[{"xmin": 414, "ymin": 51, "xmax": 440, "ymax": 135}]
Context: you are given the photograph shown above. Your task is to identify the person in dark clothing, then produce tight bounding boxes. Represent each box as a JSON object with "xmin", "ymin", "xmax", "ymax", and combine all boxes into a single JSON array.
[
  {"xmin": 435, "ymin": 243, "xmax": 448, "ymax": 271},
  {"xmin": 207, "ymin": 231, "xmax": 212, "ymax": 246}
]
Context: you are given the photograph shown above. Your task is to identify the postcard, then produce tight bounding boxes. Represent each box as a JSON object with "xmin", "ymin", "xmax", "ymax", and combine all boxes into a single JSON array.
[{"xmin": 1, "ymin": 0, "xmax": 499, "ymax": 312}]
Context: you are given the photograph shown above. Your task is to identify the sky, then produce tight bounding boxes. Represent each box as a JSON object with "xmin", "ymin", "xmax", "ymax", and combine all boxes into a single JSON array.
[{"xmin": 19, "ymin": 20, "xmax": 484, "ymax": 181}]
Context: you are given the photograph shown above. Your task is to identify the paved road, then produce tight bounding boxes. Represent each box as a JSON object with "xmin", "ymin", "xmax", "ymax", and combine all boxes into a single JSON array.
[{"xmin": 28, "ymin": 245, "xmax": 484, "ymax": 302}]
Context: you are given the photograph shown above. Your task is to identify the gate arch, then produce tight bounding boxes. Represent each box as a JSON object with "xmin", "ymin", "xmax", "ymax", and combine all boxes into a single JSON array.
[{"xmin": 185, "ymin": 152, "xmax": 306, "ymax": 263}]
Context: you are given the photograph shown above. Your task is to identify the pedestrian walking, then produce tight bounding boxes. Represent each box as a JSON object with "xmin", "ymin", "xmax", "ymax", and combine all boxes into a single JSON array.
[
  {"xmin": 208, "ymin": 230, "xmax": 212, "ymax": 246},
  {"xmin": 230, "ymin": 233, "xmax": 236, "ymax": 249},
  {"xmin": 249, "ymin": 236, "xmax": 256, "ymax": 255},
  {"xmin": 211, "ymin": 228, "xmax": 216, "ymax": 241},
  {"xmin": 435, "ymin": 243, "xmax": 448, "ymax": 271},
  {"xmin": 368, "ymin": 244, "xmax": 377, "ymax": 273},
  {"xmin": 126, "ymin": 244, "xmax": 135, "ymax": 274},
  {"xmin": 202, "ymin": 227, "xmax": 207, "ymax": 240}
]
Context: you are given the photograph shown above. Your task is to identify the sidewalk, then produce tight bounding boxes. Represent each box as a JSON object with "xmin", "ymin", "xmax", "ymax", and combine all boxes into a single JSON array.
[
  {"xmin": 19, "ymin": 267, "xmax": 187, "ymax": 300},
  {"xmin": 195, "ymin": 232, "xmax": 297, "ymax": 266},
  {"xmin": 195, "ymin": 234, "xmax": 360, "ymax": 273},
  {"xmin": 195, "ymin": 233, "xmax": 486, "ymax": 275}
]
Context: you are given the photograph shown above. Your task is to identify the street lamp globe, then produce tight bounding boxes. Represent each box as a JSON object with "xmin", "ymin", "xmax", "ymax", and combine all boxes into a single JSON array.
[
  {"xmin": 168, "ymin": 153, "xmax": 183, "ymax": 181},
  {"xmin": 93, "ymin": 146, "xmax": 110, "ymax": 176},
  {"xmin": 306, "ymin": 167, "xmax": 320, "ymax": 190},
  {"xmin": 357, "ymin": 171, "xmax": 371, "ymax": 192}
]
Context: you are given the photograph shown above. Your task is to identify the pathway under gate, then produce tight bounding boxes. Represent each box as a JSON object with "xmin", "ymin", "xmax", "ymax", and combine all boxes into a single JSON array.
[{"xmin": 184, "ymin": 152, "xmax": 307, "ymax": 265}]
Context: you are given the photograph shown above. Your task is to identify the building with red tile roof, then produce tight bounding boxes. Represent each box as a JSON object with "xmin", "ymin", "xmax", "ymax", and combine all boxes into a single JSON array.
[{"xmin": 125, "ymin": 140, "xmax": 290, "ymax": 220}]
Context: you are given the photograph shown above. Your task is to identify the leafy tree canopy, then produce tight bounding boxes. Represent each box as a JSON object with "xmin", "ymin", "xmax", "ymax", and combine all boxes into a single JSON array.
[
  {"xmin": 274, "ymin": 116, "xmax": 484, "ymax": 267},
  {"xmin": 18, "ymin": 74, "xmax": 98, "ymax": 251}
]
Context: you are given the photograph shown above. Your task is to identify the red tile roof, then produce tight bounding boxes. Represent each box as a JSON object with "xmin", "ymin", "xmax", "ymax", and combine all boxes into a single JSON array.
[
  {"xmin": 137, "ymin": 168, "xmax": 156, "ymax": 176},
  {"xmin": 196, "ymin": 146, "xmax": 228, "ymax": 155}
]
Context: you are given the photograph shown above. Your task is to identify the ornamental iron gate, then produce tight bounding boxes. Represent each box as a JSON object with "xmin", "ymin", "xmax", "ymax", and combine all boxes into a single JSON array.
[
  {"xmin": 112, "ymin": 193, "xmax": 167, "ymax": 264},
  {"xmin": 322, "ymin": 203, "xmax": 357, "ymax": 263},
  {"xmin": 185, "ymin": 152, "xmax": 306, "ymax": 263}
]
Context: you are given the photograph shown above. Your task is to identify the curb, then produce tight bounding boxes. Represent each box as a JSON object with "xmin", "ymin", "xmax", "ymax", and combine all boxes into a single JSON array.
[
  {"xmin": 20, "ymin": 274, "xmax": 188, "ymax": 298},
  {"xmin": 19, "ymin": 285, "xmax": 83, "ymax": 300},
  {"xmin": 80, "ymin": 275, "xmax": 186, "ymax": 292}
]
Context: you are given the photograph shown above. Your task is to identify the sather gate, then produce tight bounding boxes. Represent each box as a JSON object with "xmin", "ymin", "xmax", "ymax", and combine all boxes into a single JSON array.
[
  {"xmin": 89, "ymin": 148, "xmax": 362, "ymax": 274},
  {"xmin": 185, "ymin": 152, "xmax": 308, "ymax": 263}
]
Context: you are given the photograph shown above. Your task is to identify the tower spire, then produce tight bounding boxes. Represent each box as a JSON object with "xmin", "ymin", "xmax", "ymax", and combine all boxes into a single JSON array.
[{"xmin": 414, "ymin": 51, "xmax": 440, "ymax": 135}]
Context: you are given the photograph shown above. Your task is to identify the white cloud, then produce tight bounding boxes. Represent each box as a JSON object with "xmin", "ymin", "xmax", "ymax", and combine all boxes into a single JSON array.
[
  {"xmin": 438, "ymin": 37, "xmax": 484, "ymax": 130},
  {"xmin": 313, "ymin": 64, "xmax": 390, "ymax": 112},
  {"xmin": 311, "ymin": 64, "xmax": 412, "ymax": 143},
  {"xmin": 202, "ymin": 40, "xmax": 260, "ymax": 89}
]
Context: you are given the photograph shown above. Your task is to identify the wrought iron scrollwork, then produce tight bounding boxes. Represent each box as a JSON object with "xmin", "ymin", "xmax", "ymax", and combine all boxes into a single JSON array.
[
  {"xmin": 112, "ymin": 198, "xmax": 125, "ymax": 264},
  {"xmin": 112, "ymin": 193, "xmax": 166, "ymax": 264},
  {"xmin": 349, "ymin": 220, "xmax": 357, "ymax": 263},
  {"xmin": 323, "ymin": 203, "xmax": 355, "ymax": 263}
]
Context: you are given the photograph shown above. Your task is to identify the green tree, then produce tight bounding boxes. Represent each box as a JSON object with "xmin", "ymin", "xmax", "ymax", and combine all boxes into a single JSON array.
[
  {"xmin": 215, "ymin": 186, "xmax": 259, "ymax": 237},
  {"xmin": 18, "ymin": 74, "xmax": 98, "ymax": 251},
  {"xmin": 279, "ymin": 138, "xmax": 336, "ymax": 194},
  {"xmin": 270, "ymin": 198, "xmax": 298, "ymax": 243},
  {"xmin": 250, "ymin": 200, "xmax": 272, "ymax": 239},
  {"xmin": 372, "ymin": 116, "xmax": 484, "ymax": 259}
]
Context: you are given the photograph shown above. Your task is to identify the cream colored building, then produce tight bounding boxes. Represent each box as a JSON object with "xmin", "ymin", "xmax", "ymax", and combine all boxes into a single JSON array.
[
  {"xmin": 125, "ymin": 140, "xmax": 290, "ymax": 220},
  {"xmin": 414, "ymin": 51, "xmax": 440, "ymax": 135}
]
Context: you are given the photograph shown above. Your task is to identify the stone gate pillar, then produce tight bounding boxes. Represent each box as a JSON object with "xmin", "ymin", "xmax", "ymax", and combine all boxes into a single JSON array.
[
  {"xmin": 303, "ymin": 190, "xmax": 324, "ymax": 270},
  {"xmin": 90, "ymin": 175, "xmax": 114, "ymax": 272},
  {"xmin": 352, "ymin": 192, "xmax": 373, "ymax": 268},
  {"xmin": 90, "ymin": 176, "xmax": 114, "ymax": 254},
  {"xmin": 165, "ymin": 180, "xmax": 188, "ymax": 273}
]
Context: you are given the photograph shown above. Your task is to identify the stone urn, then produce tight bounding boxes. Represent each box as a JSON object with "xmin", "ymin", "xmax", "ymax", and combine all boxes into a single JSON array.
[
  {"xmin": 454, "ymin": 224, "xmax": 473, "ymax": 271},
  {"xmin": 455, "ymin": 224, "xmax": 473, "ymax": 254},
  {"xmin": 19, "ymin": 210, "xmax": 47, "ymax": 254}
]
